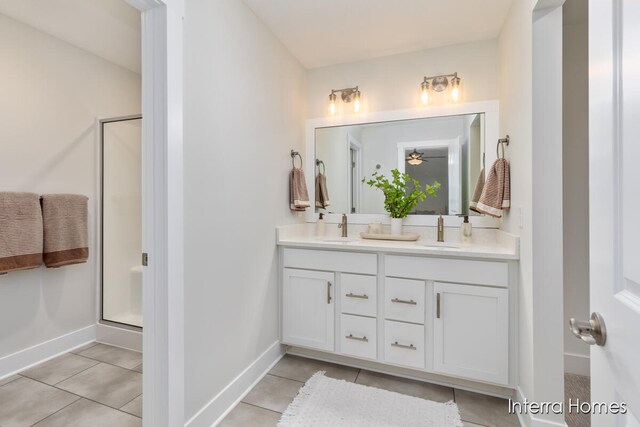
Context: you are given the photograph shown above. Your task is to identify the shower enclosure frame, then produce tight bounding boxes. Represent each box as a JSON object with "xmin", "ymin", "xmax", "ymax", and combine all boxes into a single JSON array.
[{"xmin": 99, "ymin": 114, "xmax": 143, "ymax": 331}]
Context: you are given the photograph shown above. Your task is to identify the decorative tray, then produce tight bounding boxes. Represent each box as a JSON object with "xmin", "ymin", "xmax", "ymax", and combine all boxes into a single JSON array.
[{"xmin": 359, "ymin": 232, "xmax": 420, "ymax": 241}]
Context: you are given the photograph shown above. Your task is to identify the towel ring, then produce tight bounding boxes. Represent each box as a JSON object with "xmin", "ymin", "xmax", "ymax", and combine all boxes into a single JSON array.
[
  {"xmin": 496, "ymin": 135, "xmax": 510, "ymax": 159},
  {"xmin": 291, "ymin": 150, "xmax": 303, "ymax": 169},
  {"xmin": 316, "ymin": 159, "xmax": 325, "ymax": 174}
]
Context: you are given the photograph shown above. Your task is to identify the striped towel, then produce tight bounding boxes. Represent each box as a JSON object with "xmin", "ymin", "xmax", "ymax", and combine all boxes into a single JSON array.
[
  {"xmin": 315, "ymin": 173, "xmax": 331, "ymax": 209},
  {"xmin": 469, "ymin": 168, "xmax": 485, "ymax": 214},
  {"xmin": 42, "ymin": 194, "xmax": 89, "ymax": 267},
  {"xmin": 290, "ymin": 168, "xmax": 310, "ymax": 211},
  {"xmin": 475, "ymin": 159, "xmax": 510, "ymax": 218},
  {"xmin": 0, "ymin": 192, "xmax": 43, "ymax": 273}
]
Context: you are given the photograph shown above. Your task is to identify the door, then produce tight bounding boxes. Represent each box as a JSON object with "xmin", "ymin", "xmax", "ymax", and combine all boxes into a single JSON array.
[
  {"xmin": 282, "ymin": 268, "xmax": 334, "ymax": 351},
  {"xmin": 586, "ymin": 0, "xmax": 640, "ymax": 424},
  {"xmin": 433, "ymin": 282, "xmax": 508, "ymax": 384}
]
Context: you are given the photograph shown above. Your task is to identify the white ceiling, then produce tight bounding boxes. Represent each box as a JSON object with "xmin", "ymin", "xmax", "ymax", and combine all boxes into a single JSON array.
[
  {"xmin": 242, "ymin": 0, "xmax": 513, "ymax": 69},
  {"xmin": 0, "ymin": 0, "xmax": 141, "ymax": 74}
]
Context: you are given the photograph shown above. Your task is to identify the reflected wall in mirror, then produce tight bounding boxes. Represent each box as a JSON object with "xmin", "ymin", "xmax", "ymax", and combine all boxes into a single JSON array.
[{"xmin": 315, "ymin": 113, "xmax": 485, "ymax": 216}]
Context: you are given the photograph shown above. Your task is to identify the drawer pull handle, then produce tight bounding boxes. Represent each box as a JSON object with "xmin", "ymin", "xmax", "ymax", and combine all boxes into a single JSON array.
[
  {"xmin": 391, "ymin": 298, "xmax": 417, "ymax": 305},
  {"xmin": 346, "ymin": 292, "xmax": 369, "ymax": 299},
  {"xmin": 391, "ymin": 341, "xmax": 416, "ymax": 350},
  {"xmin": 346, "ymin": 334, "xmax": 369, "ymax": 342},
  {"xmin": 327, "ymin": 282, "xmax": 332, "ymax": 304},
  {"xmin": 436, "ymin": 293, "xmax": 441, "ymax": 319}
]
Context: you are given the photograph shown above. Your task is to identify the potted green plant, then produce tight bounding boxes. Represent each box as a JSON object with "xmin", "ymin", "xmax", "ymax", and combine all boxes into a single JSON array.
[{"xmin": 363, "ymin": 169, "xmax": 440, "ymax": 235}]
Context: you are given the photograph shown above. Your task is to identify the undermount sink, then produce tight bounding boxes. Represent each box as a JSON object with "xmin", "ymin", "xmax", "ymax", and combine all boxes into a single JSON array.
[
  {"xmin": 420, "ymin": 242, "xmax": 462, "ymax": 249},
  {"xmin": 319, "ymin": 236, "xmax": 359, "ymax": 243}
]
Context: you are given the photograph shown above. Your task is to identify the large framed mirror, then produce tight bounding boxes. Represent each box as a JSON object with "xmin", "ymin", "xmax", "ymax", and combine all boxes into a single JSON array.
[{"xmin": 305, "ymin": 101, "xmax": 500, "ymax": 226}]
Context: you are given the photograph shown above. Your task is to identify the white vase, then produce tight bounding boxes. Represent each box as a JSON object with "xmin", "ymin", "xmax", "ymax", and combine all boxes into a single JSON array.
[{"xmin": 390, "ymin": 218, "xmax": 403, "ymax": 235}]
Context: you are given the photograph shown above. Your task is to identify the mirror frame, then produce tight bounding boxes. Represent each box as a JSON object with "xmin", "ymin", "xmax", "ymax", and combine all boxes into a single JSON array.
[{"xmin": 305, "ymin": 100, "xmax": 501, "ymax": 228}]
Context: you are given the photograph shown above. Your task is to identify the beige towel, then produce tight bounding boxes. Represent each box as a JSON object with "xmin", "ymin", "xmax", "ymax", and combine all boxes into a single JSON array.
[
  {"xmin": 469, "ymin": 168, "xmax": 485, "ymax": 214},
  {"xmin": 290, "ymin": 168, "xmax": 310, "ymax": 211},
  {"xmin": 475, "ymin": 159, "xmax": 510, "ymax": 218},
  {"xmin": 0, "ymin": 192, "xmax": 43, "ymax": 273},
  {"xmin": 315, "ymin": 173, "xmax": 331, "ymax": 209},
  {"xmin": 42, "ymin": 194, "xmax": 89, "ymax": 268}
]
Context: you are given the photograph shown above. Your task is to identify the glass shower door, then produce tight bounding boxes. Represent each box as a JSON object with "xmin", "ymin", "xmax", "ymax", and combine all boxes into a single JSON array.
[{"xmin": 101, "ymin": 116, "xmax": 142, "ymax": 328}]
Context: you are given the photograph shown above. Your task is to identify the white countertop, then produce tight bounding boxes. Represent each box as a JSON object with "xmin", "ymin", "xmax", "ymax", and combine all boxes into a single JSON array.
[{"xmin": 277, "ymin": 223, "xmax": 519, "ymax": 261}]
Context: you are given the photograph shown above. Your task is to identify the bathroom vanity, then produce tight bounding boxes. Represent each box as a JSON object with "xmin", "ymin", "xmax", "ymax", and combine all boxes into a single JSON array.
[{"xmin": 277, "ymin": 224, "xmax": 519, "ymax": 389}]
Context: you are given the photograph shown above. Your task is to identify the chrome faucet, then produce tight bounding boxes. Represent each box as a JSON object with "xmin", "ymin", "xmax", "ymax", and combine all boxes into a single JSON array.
[
  {"xmin": 437, "ymin": 215, "xmax": 445, "ymax": 242},
  {"xmin": 338, "ymin": 213, "xmax": 348, "ymax": 237}
]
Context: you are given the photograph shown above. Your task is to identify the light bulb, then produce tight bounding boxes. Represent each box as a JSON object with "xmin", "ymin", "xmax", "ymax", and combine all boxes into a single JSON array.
[
  {"xmin": 353, "ymin": 90, "xmax": 361, "ymax": 113},
  {"xmin": 328, "ymin": 92, "xmax": 337, "ymax": 115},
  {"xmin": 450, "ymin": 76, "xmax": 461, "ymax": 103},
  {"xmin": 420, "ymin": 80, "xmax": 430, "ymax": 105}
]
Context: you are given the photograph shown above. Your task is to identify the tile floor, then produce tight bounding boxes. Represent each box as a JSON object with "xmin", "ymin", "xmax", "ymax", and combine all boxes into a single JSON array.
[
  {"xmin": 220, "ymin": 354, "xmax": 521, "ymax": 427},
  {"xmin": 0, "ymin": 342, "xmax": 142, "ymax": 427},
  {"xmin": 565, "ymin": 373, "xmax": 590, "ymax": 427}
]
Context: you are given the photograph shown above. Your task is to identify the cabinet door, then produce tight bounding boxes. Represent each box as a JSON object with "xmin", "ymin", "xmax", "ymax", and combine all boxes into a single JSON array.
[
  {"xmin": 282, "ymin": 268, "xmax": 334, "ymax": 351},
  {"xmin": 433, "ymin": 282, "xmax": 508, "ymax": 384}
]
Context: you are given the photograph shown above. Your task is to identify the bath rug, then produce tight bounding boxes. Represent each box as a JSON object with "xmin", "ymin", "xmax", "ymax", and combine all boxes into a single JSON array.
[{"xmin": 278, "ymin": 371, "xmax": 463, "ymax": 427}]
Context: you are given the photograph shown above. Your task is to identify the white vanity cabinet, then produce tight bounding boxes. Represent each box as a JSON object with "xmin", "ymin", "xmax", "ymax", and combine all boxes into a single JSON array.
[
  {"xmin": 281, "ymin": 249, "xmax": 378, "ymax": 353},
  {"xmin": 433, "ymin": 282, "xmax": 509, "ymax": 384},
  {"xmin": 280, "ymin": 246, "xmax": 516, "ymax": 389},
  {"xmin": 282, "ymin": 268, "xmax": 335, "ymax": 352}
]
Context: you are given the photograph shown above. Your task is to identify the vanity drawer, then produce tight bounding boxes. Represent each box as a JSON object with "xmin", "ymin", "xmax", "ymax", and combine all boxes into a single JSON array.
[
  {"xmin": 385, "ymin": 278, "xmax": 425, "ymax": 324},
  {"xmin": 385, "ymin": 255, "xmax": 508, "ymax": 287},
  {"xmin": 341, "ymin": 274, "xmax": 377, "ymax": 317},
  {"xmin": 283, "ymin": 248, "xmax": 376, "ymax": 275},
  {"xmin": 340, "ymin": 314, "xmax": 377, "ymax": 360},
  {"xmin": 384, "ymin": 320, "xmax": 425, "ymax": 369}
]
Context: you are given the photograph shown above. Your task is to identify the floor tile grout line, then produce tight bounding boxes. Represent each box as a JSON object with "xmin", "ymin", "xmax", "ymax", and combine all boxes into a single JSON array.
[
  {"xmin": 28, "ymin": 395, "xmax": 82, "ymax": 427},
  {"xmin": 0, "ymin": 375, "xmax": 22, "ymax": 389},
  {"xmin": 354, "ymin": 369, "xmax": 361, "ymax": 383},
  {"xmin": 73, "ymin": 353, "xmax": 143, "ymax": 371},
  {"xmin": 69, "ymin": 342, "xmax": 99, "ymax": 355},
  {"xmin": 241, "ymin": 401, "xmax": 285, "ymax": 416},
  {"xmin": 43, "ymin": 359, "xmax": 102, "ymax": 386},
  {"xmin": 18, "ymin": 373, "xmax": 141, "ymax": 413},
  {"xmin": 264, "ymin": 372, "xmax": 305, "ymax": 385},
  {"xmin": 119, "ymin": 392, "xmax": 143, "ymax": 411}
]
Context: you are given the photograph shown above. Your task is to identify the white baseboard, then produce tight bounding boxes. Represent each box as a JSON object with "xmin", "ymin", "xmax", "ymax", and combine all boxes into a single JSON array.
[
  {"xmin": 96, "ymin": 323, "xmax": 142, "ymax": 352},
  {"xmin": 564, "ymin": 352, "xmax": 590, "ymax": 376},
  {"xmin": 515, "ymin": 386, "xmax": 568, "ymax": 427},
  {"xmin": 0, "ymin": 324, "xmax": 96, "ymax": 381},
  {"xmin": 185, "ymin": 341, "xmax": 286, "ymax": 427}
]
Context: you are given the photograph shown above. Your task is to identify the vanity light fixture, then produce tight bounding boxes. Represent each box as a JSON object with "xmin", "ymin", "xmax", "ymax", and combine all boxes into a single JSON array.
[
  {"xmin": 420, "ymin": 72, "xmax": 461, "ymax": 105},
  {"xmin": 406, "ymin": 149, "xmax": 425, "ymax": 166},
  {"xmin": 328, "ymin": 86, "xmax": 361, "ymax": 115}
]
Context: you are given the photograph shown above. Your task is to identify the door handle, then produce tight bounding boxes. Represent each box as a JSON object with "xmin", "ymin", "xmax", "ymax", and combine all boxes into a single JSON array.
[
  {"xmin": 569, "ymin": 312, "xmax": 606, "ymax": 346},
  {"xmin": 327, "ymin": 281, "xmax": 332, "ymax": 304}
]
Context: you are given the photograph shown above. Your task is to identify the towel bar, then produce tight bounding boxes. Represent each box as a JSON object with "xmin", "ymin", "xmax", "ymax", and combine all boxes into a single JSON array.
[
  {"xmin": 290, "ymin": 149, "xmax": 303, "ymax": 168},
  {"xmin": 497, "ymin": 135, "xmax": 510, "ymax": 159}
]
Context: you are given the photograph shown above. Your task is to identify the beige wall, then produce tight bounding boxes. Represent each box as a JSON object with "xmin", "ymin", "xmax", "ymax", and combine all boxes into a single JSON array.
[
  {"xmin": 0, "ymin": 13, "xmax": 141, "ymax": 358},
  {"xmin": 183, "ymin": 0, "xmax": 307, "ymax": 420},
  {"xmin": 306, "ymin": 39, "xmax": 499, "ymax": 118},
  {"xmin": 498, "ymin": 0, "xmax": 535, "ymax": 402}
]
